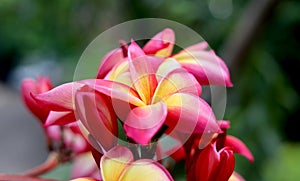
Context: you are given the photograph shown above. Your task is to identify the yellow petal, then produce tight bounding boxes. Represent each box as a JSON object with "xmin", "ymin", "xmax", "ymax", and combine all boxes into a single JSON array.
[
  {"xmin": 100, "ymin": 146, "xmax": 133, "ymax": 181},
  {"xmin": 119, "ymin": 159, "xmax": 173, "ymax": 181}
]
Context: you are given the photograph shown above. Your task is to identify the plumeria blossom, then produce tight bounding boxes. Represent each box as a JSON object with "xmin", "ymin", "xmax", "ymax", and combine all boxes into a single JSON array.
[
  {"xmin": 21, "ymin": 77, "xmax": 99, "ymax": 179},
  {"xmin": 21, "ymin": 77, "xmax": 88, "ymax": 153},
  {"xmin": 82, "ymin": 41, "xmax": 220, "ymax": 145},
  {"xmin": 186, "ymin": 121, "xmax": 253, "ymax": 181},
  {"xmin": 97, "ymin": 28, "xmax": 232, "ymax": 87},
  {"xmin": 18, "ymin": 28, "xmax": 253, "ymax": 181}
]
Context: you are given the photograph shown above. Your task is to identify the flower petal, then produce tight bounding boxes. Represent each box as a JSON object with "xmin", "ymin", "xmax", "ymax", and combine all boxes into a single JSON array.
[
  {"xmin": 106, "ymin": 59, "xmax": 129, "ymax": 81},
  {"xmin": 123, "ymin": 101, "xmax": 167, "ymax": 145},
  {"xmin": 119, "ymin": 159, "xmax": 174, "ymax": 181},
  {"xmin": 100, "ymin": 145, "xmax": 134, "ymax": 181},
  {"xmin": 44, "ymin": 111, "xmax": 76, "ymax": 126},
  {"xmin": 163, "ymin": 93, "xmax": 219, "ymax": 134},
  {"xmin": 225, "ymin": 135, "xmax": 254, "ymax": 162},
  {"xmin": 21, "ymin": 77, "xmax": 52, "ymax": 123},
  {"xmin": 194, "ymin": 143, "xmax": 219, "ymax": 181},
  {"xmin": 75, "ymin": 88, "xmax": 118, "ymax": 151},
  {"xmin": 81, "ymin": 79, "xmax": 144, "ymax": 107},
  {"xmin": 71, "ymin": 152, "xmax": 100, "ymax": 179},
  {"xmin": 128, "ymin": 41, "xmax": 158, "ymax": 104},
  {"xmin": 172, "ymin": 42, "xmax": 233, "ymax": 86},
  {"xmin": 143, "ymin": 28, "xmax": 175, "ymax": 58},
  {"xmin": 152, "ymin": 68, "xmax": 201, "ymax": 103},
  {"xmin": 212, "ymin": 147, "xmax": 235, "ymax": 181},
  {"xmin": 33, "ymin": 82, "xmax": 83, "ymax": 111},
  {"xmin": 229, "ymin": 172, "xmax": 246, "ymax": 181},
  {"xmin": 194, "ymin": 142, "xmax": 235, "ymax": 181},
  {"xmin": 155, "ymin": 58, "xmax": 182, "ymax": 82},
  {"xmin": 97, "ymin": 48, "xmax": 125, "ymax": 79}
]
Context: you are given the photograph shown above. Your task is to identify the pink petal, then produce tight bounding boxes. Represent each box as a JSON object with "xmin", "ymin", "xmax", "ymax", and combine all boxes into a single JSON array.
[
  {"xmin": 172, "ymin": 42, "xmax": 233, "ymax": 87},
  {"xmin": 229, "ymin": 172, "xmax": 246, "ymax": 181},
  {"xmin": 75, "ymin": 89, "xmax": 118, "ymax": 151},
  {"xmin": 163, "ymin": 93, "xmax": 219, "ymax": 135},
  {"xmin": 44, "ymin": 111, "xmax": 75, "ymax": 126},
  {"xmin": 81, "ymin": 79, "xmax": 144, "ymax": 107},
  {"xmin": 45, "ymin": 125, "xmax": 61, "ymax": 141},
  {"xmin": 225, "ymin": 135, "xmax": 254, "ymax": 162},
  {"xmin": 152, "ymin": 68, "xmax": 201, "ymax": 103},
  {"xmin": 143, "ymin": 28, "xmax": 175, "ymax": 58},
  {"xmin": 128, "ymin": 41, "xmax": 158, "ymax": 104},
  {"xmin": 71, "ymin": 152, "xmax": 100, "ymax": 179},
  {"xmin": 100, "ymin": 145, "xmax": 134, "ymax": 181},
  {"xmin": 63, "ymin": 126, "xmax": 88, "ymax": 153},
  {"xmin": 123, "ymin": 101, "xmax": 167, "ymax": 145},
  {"xmin": 105, "ymin": 60, "xmax": 129, "ymax": 81},
  {"xmin": 212, "ymin": 147, "xmax": 235, "ymax": 181},
  {"xmin": 194, "ymin": 143, "xmax": 219, "ymax": 181},
  {"xmin": 33, "ymin": 82, "xmax": 83, "ymax": 111},
  {"xmin": 195, "ymin": 142, "xmax": 235, "ymax": 181},
  {"xmin": 21, "ymin": 77, "xmax": 52, "ymax": 123},
  {"xmin": 97, "ymin": 48, "xmax": 125, "ymax": 79},
  {"xmin": 119, "ymin": 159, "xmax": 174, "ymax": 181}
]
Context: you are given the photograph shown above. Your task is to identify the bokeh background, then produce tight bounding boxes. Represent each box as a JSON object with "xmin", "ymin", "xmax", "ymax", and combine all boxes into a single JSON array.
[{"xmin": 1, "ymin": 0, "xmax": 300, "ymax": 180}]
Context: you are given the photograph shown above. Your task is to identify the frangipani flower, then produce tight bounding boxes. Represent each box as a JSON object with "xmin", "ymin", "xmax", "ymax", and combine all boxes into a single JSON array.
[
  {"xmin": 83, "ymin": 41, "xmax": 219, "ymax": 145},
  {"xmin": 186, "ymin": 121, "xmax": 253, "ymax": 181},
  {"xmin": 97, "ymin": 28, "xmax": 232, "ymax": 87},
  {"xmin": 194, "ymin": 142, "xmax": 234, "ymax": 181},
  {"xmin": 21, "ymin": 77, "xmax": 100, "ymax": 179}
]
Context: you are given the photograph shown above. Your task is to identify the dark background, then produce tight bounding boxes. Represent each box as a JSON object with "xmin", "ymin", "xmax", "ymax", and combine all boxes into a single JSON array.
[{"xmin": 1, "ymin": 0, "xmax": 300, "ymax": 180}]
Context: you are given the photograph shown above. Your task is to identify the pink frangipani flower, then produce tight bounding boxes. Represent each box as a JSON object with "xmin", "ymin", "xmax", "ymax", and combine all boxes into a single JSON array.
[
  {"xmin": 83, "ymin": 41, "xmax": 220, "ymax": 145},
  {"xmin": 21, "ymin": 77, "xmax": 100, "ymax": 179}
]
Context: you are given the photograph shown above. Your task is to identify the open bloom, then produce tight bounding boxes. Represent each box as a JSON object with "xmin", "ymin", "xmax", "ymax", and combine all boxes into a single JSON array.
[
  {"xmin": 83, "ymin": 41, "xmax": 219, "ymax": 145},
  {"xmin": 97, "ymin": 28, "xmax": 232, "ymax": 87}
]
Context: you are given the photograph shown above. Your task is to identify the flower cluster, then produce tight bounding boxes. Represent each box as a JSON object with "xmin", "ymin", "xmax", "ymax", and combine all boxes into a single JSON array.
[{"xmin": 21, "ymin": 28, "xmax": 253, "ymax": 181}]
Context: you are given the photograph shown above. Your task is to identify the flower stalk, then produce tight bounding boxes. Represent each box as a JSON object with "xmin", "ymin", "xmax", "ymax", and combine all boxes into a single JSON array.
[{"xmin": 22, "ymin": 152, "xmax": 60, "ymax": 177}]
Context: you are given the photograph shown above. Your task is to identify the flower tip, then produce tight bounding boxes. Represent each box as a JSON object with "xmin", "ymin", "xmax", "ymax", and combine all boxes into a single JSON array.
[{"xmin": 227, "ymin": 80, "xmax": 234, "ymax": 87}]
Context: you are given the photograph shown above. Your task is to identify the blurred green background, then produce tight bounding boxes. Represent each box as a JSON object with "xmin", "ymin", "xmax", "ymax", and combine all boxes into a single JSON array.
[{"xmin": 1, "ymin": 0, "xmax": 300, "ymax": 180}]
